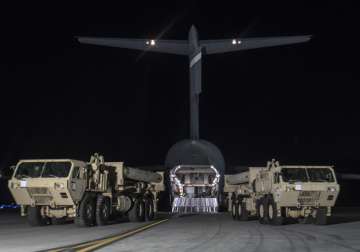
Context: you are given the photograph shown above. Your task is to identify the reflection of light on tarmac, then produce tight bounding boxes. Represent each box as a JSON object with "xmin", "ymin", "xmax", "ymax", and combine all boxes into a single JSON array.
[{"xmin": 0, "ymin": 204, "xmax": 19, "ymax": 209}]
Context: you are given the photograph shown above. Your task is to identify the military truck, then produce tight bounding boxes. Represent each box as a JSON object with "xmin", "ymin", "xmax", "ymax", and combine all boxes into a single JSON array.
[
  {"xmin": 8, "ymin": 153, "xmax": 164, "ymax": 226},
  {"xmin": 224, "ymin": 160, "xmax": 339, "ymax": 225}
]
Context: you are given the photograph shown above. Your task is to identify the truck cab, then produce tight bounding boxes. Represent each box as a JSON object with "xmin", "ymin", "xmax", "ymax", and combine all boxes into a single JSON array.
[
  {"xmin": 225, "ymin": 160, "xmax": 340, "ymax": 225},
  {"xmin": 8, "ymin": 159, "xmax": 87, "ymax": 224},
  {"xmin": 265, "ymin": 165, "xmax": 339, "ymax": 208}
]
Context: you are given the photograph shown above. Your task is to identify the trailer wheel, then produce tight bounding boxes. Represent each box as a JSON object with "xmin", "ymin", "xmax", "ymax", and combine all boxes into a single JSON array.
[
  {"xmin": 315, "ymin": 207, "xmax": 327, "ymax": 225},
  {"xmin": 76, "ymin": 194, "xmax": 96, "ymax": 227},
  {"xmin": 145, "ymin": 198, "xmax": 155, "ymax": 221},
  {"xmin": 96, "ymin": 195, "xmax": 110, "ymax": 226},
  {"xmin": 27, "ymin": 206, "xmax": 49, "ymax": 226},
  {"xmin": 267, "ymin": 197, "xmax": 284, "ymax": 225},
  {"xmin": 257, "ymin": 198, "xmax": 268, "ymax": 224},
  {"xmin": 231, "ymin": 201, "xmax": 238, "ymax": 220},
  {"xmin": 128, "ymin": 197, "xmax": 145, "ymax": 222}
]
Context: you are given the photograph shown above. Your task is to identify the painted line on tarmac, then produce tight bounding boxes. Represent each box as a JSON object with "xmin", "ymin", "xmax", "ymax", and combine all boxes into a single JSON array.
[{"xmin": 44, "ymin": 218, "xmax": 169, "ymax": 252}]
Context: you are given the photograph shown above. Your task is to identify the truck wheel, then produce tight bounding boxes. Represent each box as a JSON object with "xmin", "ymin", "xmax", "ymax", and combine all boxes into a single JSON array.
[
  {"xmin": 96, "ymin": 195, "xmax": 110, "ymax": 226},
  {"xmin": 231, "ymin": 201, "xmax": 238, "ymax": 220},
  {"xmin": 239, "ymin": 203, "xmax": 249, "ymax": 221},
  {"xmin": 145, "ymin": 198, "xmax": 155, "ymax": 221},
  {"xmin": 315, "ymin": 207, "xmax": 327, "ymax": 225},
  {"xmin": 257, "ymin": 198, "xmax": 268, "ymax": 224},
  {"xmin": 76, "ymin": 194, "xmax": 96, "ymax": 227},
  {"xmin": 27, "ymin": 206, "xmax": 49, "ymax": 226},
  {"xmin": 128, "ymin": 197, "xmax": 145, "ymax": 222},
  {"xmin": 267, "ymin": 197, "xmax": 284, "ymax": 225}
]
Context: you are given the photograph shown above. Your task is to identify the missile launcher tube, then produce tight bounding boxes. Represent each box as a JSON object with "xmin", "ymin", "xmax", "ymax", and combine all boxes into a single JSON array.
[
  {"xmin": 124, "ymin": 167, "xmax": 162, "ymax": 183},
  {"xmin": 226, "ymin": 171, "xmax": 250, "ymax": 185}
]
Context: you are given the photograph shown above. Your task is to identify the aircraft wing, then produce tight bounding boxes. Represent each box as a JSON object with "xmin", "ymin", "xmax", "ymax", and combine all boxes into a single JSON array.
[
  {"xmin": 77, "ymin": 37, "xmax": 189, "ymax": 55},
  {"xmin": 201, "ymin": 35, "xmax": 312, "ymax": 54},
  {"xmin": 337, "ymin": 173, "xmax": 360, "ymax": 180}
]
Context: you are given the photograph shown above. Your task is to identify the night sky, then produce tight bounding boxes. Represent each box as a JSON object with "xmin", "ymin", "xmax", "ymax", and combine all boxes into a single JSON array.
[{"xmin": 1, "ymin": 1, "xmax": 359, "ymax": 204}]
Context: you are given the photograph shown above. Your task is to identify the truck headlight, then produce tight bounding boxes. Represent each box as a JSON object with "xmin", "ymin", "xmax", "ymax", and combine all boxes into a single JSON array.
[
  {"xmin": 328, "ymin": 187, "xmax": 336, "ymax": 192},
  {"xmin": 54, "ymin": 183, "xmax": 65, "ymax": 190}
]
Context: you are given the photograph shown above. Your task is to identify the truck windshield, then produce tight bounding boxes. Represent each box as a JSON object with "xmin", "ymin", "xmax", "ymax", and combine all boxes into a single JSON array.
[
  {"xmin": 281, "ymin": 168, "xmax": 308, "ymax": 182},
  {"xmin": 42, "ymin": 162, "xmax": 72, "ymax": 178},
  {"xmin": 15, "ymin": 161, "xmax": 72, "ymax": 178},
  {"xmin": 307, "ymin": 168, "xmax": 335, "ymax": 182},
  {"xmin": 15, "ymin": 162, "xmax": 44, "ymax": 179}
]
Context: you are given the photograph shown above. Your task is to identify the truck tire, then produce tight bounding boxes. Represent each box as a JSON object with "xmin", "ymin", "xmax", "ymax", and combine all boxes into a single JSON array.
[
  {"xmin": 257, "ymin": 198, "xmax": 268, "ymax": 224},
  {"xmin": 267, "ymin": 197, "xmax": 284, "ymax": 225},
  {"xmin": 76, "ymin": 194, "xmax": 96, "ymax": 227},
  {"xmin": 231, "ymin": 201, "xmax": 238, "ymax": 220},
  {"xmin": 27, "ymin": 206, "xmax": 49, "ymax": 226},
  {"xmin": 145, "ymin": 198, "xmax": 155, "ymax": 221},
  {"xmin": 238, "ymin": 202, "xmax": 249, "ymax": 221},
  {"xmin": 128, "ymin": 197, "xmax": 145, "ymax": 222},
  {"xmin": 96, "ymin": 195, "xmax": 110, "ymax": 226},
  {"xmin": 315, "ymin": 207, "xmax": 327, "ymax": 225}
]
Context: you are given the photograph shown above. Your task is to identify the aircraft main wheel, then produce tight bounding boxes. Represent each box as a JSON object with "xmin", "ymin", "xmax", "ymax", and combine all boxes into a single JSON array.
[
  {"xmin": 145, "ymin": 198, "xmax": 155, "ymax": 221},
  {"xmin": 315, "ymin": 207, "xmax": 327, "ymax": 225},
  {"xmin": 27, "ymin": 206, "xmax": 49, "ymax": 226},
  {"xmin": 96, "ymin": 195, "xmax": 111, "ymax": 226},
  {"xmin": 128, "ymin": 197, "xmax": 145, "ymax": 222},
  {"xmin": 267, "ymin": 197, "xmax": 284, "ymax": 225},
  {"xmin": 76, "ymin": 194, "xmax": 96, "ymax": 227},
  {"xmin": 231, "ymin": 201, "xmax": 238, "ymax": 220},
  {"xmin": 257, "ymin": 198, "xmax": 268, "ymax": 224}
]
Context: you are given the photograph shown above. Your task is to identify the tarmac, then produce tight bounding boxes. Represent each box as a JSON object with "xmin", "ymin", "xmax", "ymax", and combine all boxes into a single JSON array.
[{"xmin": 0, "ymin": 208, "xmax": 360, "ymax": 252}]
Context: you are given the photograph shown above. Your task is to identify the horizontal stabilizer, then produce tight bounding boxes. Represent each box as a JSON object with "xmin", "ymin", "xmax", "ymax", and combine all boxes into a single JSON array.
[
  {"xmin": 77, "ymin": 37, "xmax": 189, "ymax": 55},
  {"xmin": 201, "ymin": 35, "xmax": 312, "ymax": 54},
  {"xmin": 337, "ymin": 173, "xmax": 360, "ymax": 180}
]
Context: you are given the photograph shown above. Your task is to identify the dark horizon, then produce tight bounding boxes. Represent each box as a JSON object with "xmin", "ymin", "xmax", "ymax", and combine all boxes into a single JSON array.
[{"xmin": 1, "ymin": 1, "xmax": 359, "ymax": 205}]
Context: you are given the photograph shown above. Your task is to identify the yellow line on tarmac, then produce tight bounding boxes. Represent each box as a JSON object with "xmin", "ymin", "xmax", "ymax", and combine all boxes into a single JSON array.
[
  {"xmin": 47, "ymin": 239, "xmax": 100, "ymax": 252},
  {"xmin": 77, "ymin": 219, "xmax": 169, "ymax": 252}
]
